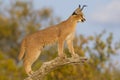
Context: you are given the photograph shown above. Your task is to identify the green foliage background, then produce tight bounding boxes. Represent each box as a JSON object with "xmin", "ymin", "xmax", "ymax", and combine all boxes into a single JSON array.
[{"xmin": 0, "ymin": 1, "xmax": 120, "ymax": 80}]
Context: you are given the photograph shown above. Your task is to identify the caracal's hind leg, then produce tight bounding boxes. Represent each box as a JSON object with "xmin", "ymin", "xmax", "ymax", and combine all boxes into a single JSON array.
[
  {"xmin": 23, "ymin": 48, "xmax": 42, "ymax": 76},
  {"xmin": 23, "ymin": 59, "xmax": 33, "ymax": 76}
]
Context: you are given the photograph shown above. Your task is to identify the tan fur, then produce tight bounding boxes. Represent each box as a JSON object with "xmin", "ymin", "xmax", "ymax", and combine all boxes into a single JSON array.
[{"xmin": 18, "ymin": 6, "xmax": 86, "ymax": 76}]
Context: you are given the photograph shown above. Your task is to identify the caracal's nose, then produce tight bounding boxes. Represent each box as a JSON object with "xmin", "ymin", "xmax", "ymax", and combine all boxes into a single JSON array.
[{"xmin": 81, "ymin": 18, "xmax": 86, "ymax": 22}]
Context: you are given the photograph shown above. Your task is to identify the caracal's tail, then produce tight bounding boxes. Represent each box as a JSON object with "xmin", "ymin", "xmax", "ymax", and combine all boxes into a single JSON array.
[{"xmin": 18, "ymin": 39, "xmax": 26, "ymax": 61}]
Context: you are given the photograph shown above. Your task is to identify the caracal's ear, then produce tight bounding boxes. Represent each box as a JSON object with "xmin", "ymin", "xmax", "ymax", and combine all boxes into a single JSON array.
[
  {"xmin": 72, "ymin": 4, "xmax": 87, "ymax": 15},
  {"xmin": 72, "ymin": 6, "xmax": 80, "ymax": 15}
]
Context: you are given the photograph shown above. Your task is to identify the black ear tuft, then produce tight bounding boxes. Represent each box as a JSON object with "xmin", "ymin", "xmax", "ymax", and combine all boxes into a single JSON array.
[
  {"xmin": 81, "ymin": 5, "xmax": 87, "ymax": 11},
  {"xmin": 79, "ymin": 5, "xmax": 81, "ymax": 8}
]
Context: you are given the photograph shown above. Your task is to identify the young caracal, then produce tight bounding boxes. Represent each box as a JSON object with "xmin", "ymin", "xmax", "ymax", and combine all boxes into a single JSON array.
[{"xmin": 18, "ymin": 5, "xmax": 86, "ymax": 76}]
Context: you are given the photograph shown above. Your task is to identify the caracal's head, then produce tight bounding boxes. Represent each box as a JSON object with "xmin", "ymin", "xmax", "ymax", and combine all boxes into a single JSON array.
[{"xmin": 72, "ymin": 5, "xmax": 87, "ymax": 22}]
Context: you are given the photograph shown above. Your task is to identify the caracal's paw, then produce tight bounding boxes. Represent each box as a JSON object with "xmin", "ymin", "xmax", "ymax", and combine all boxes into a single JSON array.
[
  {"xmin": 59, "ymin": 54, "xmax": 67, "ymax": 59},
  {"xmin": 71, "ymin": 53, "xmax": 79, "ymax": 58},
  {"xmin": 28, "ymin": 70, "xmax": 34, "ymax": 76}
]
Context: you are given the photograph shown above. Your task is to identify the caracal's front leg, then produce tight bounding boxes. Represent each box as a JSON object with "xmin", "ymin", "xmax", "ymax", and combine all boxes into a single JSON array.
[
  {"xmin": 58, "ymin": 39, "xmax": 66, "ymax": 58},
  {"xmin": 67, "ymin": 39, "xmax": 79, "ymax": 58}
]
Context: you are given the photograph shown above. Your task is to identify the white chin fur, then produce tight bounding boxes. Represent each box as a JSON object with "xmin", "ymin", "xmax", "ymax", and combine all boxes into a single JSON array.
[{"xmin": 78, "ymin": 19, "xmax": 82, "ymax": 22}]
